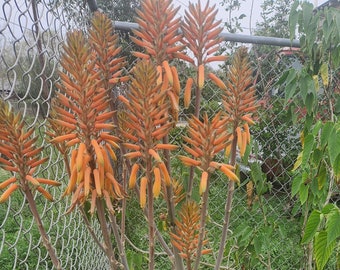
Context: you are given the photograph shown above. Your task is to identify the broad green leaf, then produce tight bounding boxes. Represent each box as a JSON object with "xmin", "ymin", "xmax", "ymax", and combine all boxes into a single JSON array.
[
  {"xmin": 320, "ymin": 62, "xmax": 329, "ymax": 88},
  {"xmin": 299, "ymin": 72, "xmax": 309, "ymax": 102},
  {"xmin": 333, "ymin": 154, "xmax": 340, "ymax": 178},
  {"xmin": 305, "ymin": 92, "xmax": 315, "ymax": 115},
  {"xmin": 305, "ymin": 113, "xmax": 314, "ymax": 131},
  {"xmin": 299, "ymin": 183, "xmax": 309, "ymax": 205},
  {"xmin": 331, "ymin": 49, "xmax": 340, "ymax": 70},
  {"xmin": 289, "ymin": 1, "xmax": 300, "ymax": 40},
  {"xmin": 302, "ymin": 2, "xmax": 313, "ymax": 30},
  {"xmin": 275, "ymin": 70, "xmax": 289, "ymax": 86},
  {"xmin": 292, "ymin": 203, "xmax": 301, "ymax": 216},
  {"xmin": 311, "ymin": 172, "xmax": 322, "ymax": 196},
  {"xmin": 313, "ymin": 75, "xmax": 320, "ymax": 92},
  {"xmin": 314, "ymin": 231, "xmax": 336, "ymax": 270},
  {"xmin": 239, "ymin": 226, "xmax": 253, "ymax": 247},
  {"xmin": 291, "ymin": 174, "xmax": 302, "ymax": 197},
  {"xmin": 284, "ymin": 70, "xmax": 298, "ymax": 104},
  {"xmin": 302, "ymin": 133, "xmax": 314, "ymax": 165},
  {"xmin": 299, "ymin": 72, "xmax": 315, "ymax": 105},
  {"xmin": 325, "ymin": 207, "xmax": 340, "ymax": 245},
  {"xmin": 233, "ymin": 223, "xmax": 251, "ymax": 239},
  {"xmin": 250, "ymin": 162, "xmax": 264, "ymax": 185},
  {"xmin": 328, "ymin": 128, "xmax": 340, "ymax": 168},
  {"xmin": 317, "ymin": 162, "xmax": 327, "ymax": 190},
  {"xmin": 253, "ymin": 235, "xmax": 263, "ymax": 256},
  {"xmin": 312, "ymin": 148, "xmax": 323, "ymax": 166},
  {"xmin": 302, "ymin": 210, "xmax": 322, "ymax": 244},
  {"xmin": 322, "ymin": 204, "xmax": 337, "ymax": 215},
  {"xmin": 336, "ymin": 9, "xmax": 340, "ymax": 35},
  {"xmin": 322, "ymin": 20, "xmax": 332, "ymax": 48},
  {"xmin": 312, "ymin": 121, "xmax": 322, "ymax": 136},
  {"xmin": 335, "ymin": 96, "xmax": 340, "ymax": 114},
  {"xmin": 321, "ymin": 122, "xmax": 333, "ymax": 148}
]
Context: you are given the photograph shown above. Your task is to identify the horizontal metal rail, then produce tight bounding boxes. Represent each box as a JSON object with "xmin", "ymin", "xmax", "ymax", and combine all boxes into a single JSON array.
[{"xmin": 114, "ymin": 21, "xmax": 300, "ymax": 48}]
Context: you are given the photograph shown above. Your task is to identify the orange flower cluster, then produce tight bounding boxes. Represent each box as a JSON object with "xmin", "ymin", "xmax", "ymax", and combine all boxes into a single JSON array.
[
  {"xmin": 119, "ymin": 60, "xmax": 177, "ymax": 208},
  {"xmin": 0, "ymin": 100, "xmax": 60, "ymax": 203},
  {"xmin": 170, "ymin": 200, "xmax": 212, "ymax": 265},
  {"xmin": 182, "ymin": 0, "xmax": 226, "ymax": 65},
  {"xmin": 132, "ymin": 0, "xmax": 188, "ymax": 121},
  {"xmin": 181, "ymin": 0, "xmax": 228, "ymax": 109},
  {"xmin": 48, "ymin": 13, "xmax": 127, "ymax": 214},
  {"xmin": 209, "ymin": 47, "xmax": 258, "ymax": 157},
  {"xmin": 179, "ymin": 112, "xmax": 239, "ymax": 195},
  {"xmin": 131, "ymin": 0, "xmax": 190, "ymax": 64}
]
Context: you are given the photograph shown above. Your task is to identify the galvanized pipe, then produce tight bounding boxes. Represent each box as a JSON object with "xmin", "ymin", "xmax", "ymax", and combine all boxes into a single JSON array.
[{"xmin": 113, "ymin": 21, "xmax": 300, "ymax": 48}]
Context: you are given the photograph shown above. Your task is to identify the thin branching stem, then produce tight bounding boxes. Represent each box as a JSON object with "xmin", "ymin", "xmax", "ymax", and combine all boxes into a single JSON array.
[
  {"xmin": 109, "ymin": 213, "xmax": 130, "ymax": 270},
  {"xmin": 135, "ymin": 181, "xmax": 174, "ymax": 258},
  {"xmin": 187, "ymin": 80, "xmax": 202, "ymax": 200},
  {"xmin": 146, "ymin": 157, "xmax": 155, "ymax": 270},
  {"xmin": 96, "ymin": 198, "xmax": 118, "ymax": 270},
  {"xmin": 79, "ymin": 206, "xmax": 106, "ymax": 255},
  {"xmin": 163, "ymin": 135, "xmax": 184, "ymax": 270},
  {"xmin": 193, "ymin": 172, "xmax": 211, "ymax": 270},
  {"xmin": 215, "ymin": 131, "xmax": 238, "ymax": 269},
  {"xmin": 23, "ymin": 187, "xmax": 61, "ymax": 270}
]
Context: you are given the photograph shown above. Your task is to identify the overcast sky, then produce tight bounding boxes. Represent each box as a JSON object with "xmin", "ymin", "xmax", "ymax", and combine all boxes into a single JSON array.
[
  {"xmin": 173, "ymin": 0, "xmax": 330, "ymax": 35},
  {"xmin": 0, "ymin": 0, "xmax": 331, "ymax": 47}
]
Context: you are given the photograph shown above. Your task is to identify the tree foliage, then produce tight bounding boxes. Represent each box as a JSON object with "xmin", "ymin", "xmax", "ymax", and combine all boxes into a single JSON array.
[{"xmin": 284, "ymin": 1, "xmax": 340, "ymax": 269}]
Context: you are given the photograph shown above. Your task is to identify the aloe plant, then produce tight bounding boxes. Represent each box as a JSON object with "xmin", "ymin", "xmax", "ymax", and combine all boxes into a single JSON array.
[
  {"xmin": 0, "ymin": 100, "xmax": 61, "ymax": 269},
  {"xmin": 209, "ymin": 47, "xmax": 258, "ymax": 269},
  {"xmin": 48, "ymin": 12, "xmax": 128, "ymax": 269}
]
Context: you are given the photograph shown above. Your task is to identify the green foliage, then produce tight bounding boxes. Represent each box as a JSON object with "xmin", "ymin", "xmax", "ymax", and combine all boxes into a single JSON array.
[
  {"xmin": 256, "ymin": 0, "xmax": 293, "ymax": 38},
  {"xmin": 285, "ymin": 1, "xmax": 340, "ymax": 119},
  {"xmin": 220, "ymin": 0, "xmax": 246, "ymax": 33},
  {"xmin": 292, "ymin": 121, "xmax": 340, "ymax": 206},
  {"xmin": 302, "ymin": 204, "xmax": 340, "ymax": 270},
  {"xmin": 96, "ymin": 0, "xmax": 140, "ymax": 22},
  {"xmin": 285, "ymin": 2, "xmax": 340, "ymax": 269}
]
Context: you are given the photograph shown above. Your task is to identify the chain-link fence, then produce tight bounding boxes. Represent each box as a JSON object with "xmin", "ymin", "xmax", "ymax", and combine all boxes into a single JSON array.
[{"xmin": 1, "ymin": 0, "xmax": 339, "ymax": 269}]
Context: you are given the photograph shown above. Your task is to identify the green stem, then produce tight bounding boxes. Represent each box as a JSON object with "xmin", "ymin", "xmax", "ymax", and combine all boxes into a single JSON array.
[
  {"xmin": 187, "ymin": 81, "xmax": 202, "ymax": 200},
  {"xmin": 79, "ymin": 206, "xmax": 106, "ymax": 255},
  {"xmin": 163, "ymin": 134, "xmax": 184, "ymax": 270},
  {"xmin": 193, "ymin": 172, "xmax": 211, "ymax": 270},
  {"xmin": 23, "ymin": 187, "xmax": 61, "ymax": 270},
  {"xmin": 109, "ymin": 213, "xmax": 130, "ymax": 270},
  {"xmin": 96, "ymin": 198, "xmax": 118, "ymax": 270},
  {"xmin": 146, "ymin": 157, "xmax": 155, "ymax": 270},
  {"xmin": 214, "ymin": 131, "xmax": 238, "ymax": 269},
  {"xmin": 302, "ymin": 200, "xmax": 312, "ymax": 270}
]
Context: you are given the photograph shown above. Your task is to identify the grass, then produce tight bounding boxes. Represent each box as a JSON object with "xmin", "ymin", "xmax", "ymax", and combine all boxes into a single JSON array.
[
  {"xmin": 0, "ymin": 169, "xmax": 51, "ymax": 269},
  {"xmin": 0, "ymin": 122, "xmax": 338, "ymax": 269}
]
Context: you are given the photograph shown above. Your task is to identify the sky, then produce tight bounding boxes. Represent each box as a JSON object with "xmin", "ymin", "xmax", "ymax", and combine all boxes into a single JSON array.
[
  {"xmin": 0, "ymin": 0, "xmax": 331, "ymax": 40},
  {"xmin": 173, "ymin": 0, "xmax": 330, "ymax": 35}
]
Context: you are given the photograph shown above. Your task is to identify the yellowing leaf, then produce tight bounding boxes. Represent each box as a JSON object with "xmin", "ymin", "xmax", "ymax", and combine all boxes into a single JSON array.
[
  {"xmin": 320, "ymin": 62, "xmax": 329, "ymax": 88},
  {"xmin": 292, "ymin": 152, "xmax": 302, "ymax": 171}
]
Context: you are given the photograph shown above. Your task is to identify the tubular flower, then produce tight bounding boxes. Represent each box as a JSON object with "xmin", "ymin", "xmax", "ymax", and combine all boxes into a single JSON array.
[
  {"xmin": 0, "ymin": 100, "xmax": 60, "ymax": 203},
  {"xmin": 49, "ymin": 13, "xmax": 127, "ymax": 214},
  {"xmin": 132, "ymin": 0, "xmax": 188, "ymax": 121},
  {"xmin": 209, "ymin": 47, "xmax": 258, "ymax": 157},
  {"xmin": 119, "ymin": 60, "xmax": 177, "ymax": 208},
  {"xmin": 170, "ymin": 200, "xmax": 212, "ymax": 267},
  {"xmin": 181, "ymin": 0, "xmax": 227, "ymax": 110},
  {"xmin": 179, "ymin": 112, "xmax": 239, "ymax": 191}
]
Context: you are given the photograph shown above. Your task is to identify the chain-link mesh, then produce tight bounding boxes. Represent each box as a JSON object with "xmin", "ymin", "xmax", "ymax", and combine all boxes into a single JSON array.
[{"xmin": 1, "ymin": 1, "xmax": 339, "ymax": 269}]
